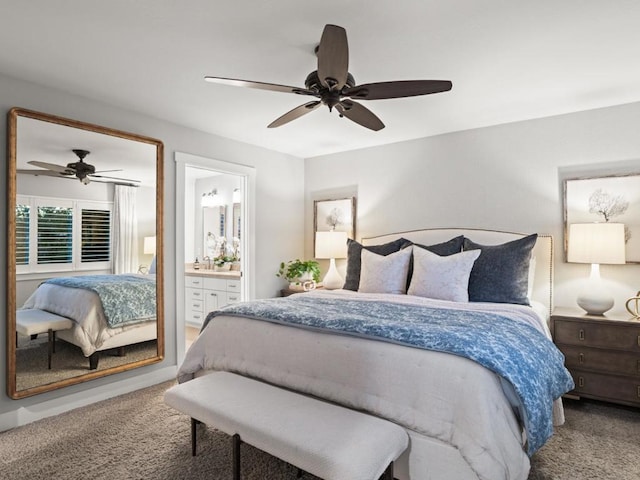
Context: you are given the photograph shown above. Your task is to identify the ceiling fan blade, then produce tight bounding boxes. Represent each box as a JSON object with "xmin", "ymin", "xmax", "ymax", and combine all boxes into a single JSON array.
[
  {"xmin": 90, "ymin": 173, "xmax": 141, "ymax": 183},
  {"xmin": 317, "ymin": 24, "xmax": 349, "ymax": 90},
  {"xmin": 267, "ymin": 101, "xmax": 322, "ymax": 128},
  {"xmin": 93, "ymin": 169, "xmax": 123, "ymax": 174},
  {"xmin": 336, "ymin": 100, "xmax": 385, "ymax": 131},
  {"xmin": 28, "ymin": 160, "xmax": 73, "ymax": 174},
  {"xmin": 343, "ymin": 80, "xmax": 453, "ymax": 100},
  {"xmin": 17, "ymin": 169, "xmax": 69, "ymax": 178},
  {"xmin": 204, "ymin": 76, "xmax": 316, "ymax": 96},
  {"xmin": 89, "ymin": 177, "xmax": 140, "ymax": 187}
]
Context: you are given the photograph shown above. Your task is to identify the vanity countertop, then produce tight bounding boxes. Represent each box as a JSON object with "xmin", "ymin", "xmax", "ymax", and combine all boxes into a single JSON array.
[{"xmin": 185, "ymin": 269, "xmax": 241, "ymax": 279}]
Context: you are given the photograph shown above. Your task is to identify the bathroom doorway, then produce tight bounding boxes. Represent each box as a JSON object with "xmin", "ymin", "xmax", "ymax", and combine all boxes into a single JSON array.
[{"xmin": 175, "ymin": 152, "xmax": 255, "ymax": 362}]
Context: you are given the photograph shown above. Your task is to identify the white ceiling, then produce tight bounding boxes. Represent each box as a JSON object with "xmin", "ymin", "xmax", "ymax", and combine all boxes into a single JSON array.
[{"xmin": 2, "ymin": 1, "xmax": 640, "ymax": 159}]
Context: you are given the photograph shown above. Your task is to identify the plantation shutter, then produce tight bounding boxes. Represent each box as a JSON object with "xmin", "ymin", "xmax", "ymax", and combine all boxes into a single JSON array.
[
  {"xmin": 81, "ymin": 208, "xmax": 111, "ymax": 262},
  {"xmin": 37, "ymin": 206, "xmax": 73, "ymax": 264},
  {"xmin": 15, "ymin": 204, "xmax": 30, "ymax": 265}
]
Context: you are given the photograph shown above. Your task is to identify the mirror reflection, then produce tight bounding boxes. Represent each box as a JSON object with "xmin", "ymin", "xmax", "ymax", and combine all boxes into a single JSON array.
[{"xmin": 8, "ymin": 108, "xmax": 164, "ymax": 399}]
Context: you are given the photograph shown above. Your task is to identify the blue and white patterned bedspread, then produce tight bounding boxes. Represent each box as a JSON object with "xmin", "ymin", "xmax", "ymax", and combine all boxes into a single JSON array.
[
  {"xmin": 206, "ymin": 295, "xmax": 574, "ymax": 455},
  {"xmin": 45, "ymin": 274, "xmax": 156, "ymax": 328}
]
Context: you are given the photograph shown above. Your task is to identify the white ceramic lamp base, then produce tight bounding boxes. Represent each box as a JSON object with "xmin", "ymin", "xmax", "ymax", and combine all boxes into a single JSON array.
[
  {"xmin": 322, "ymin": 258, "xmax": 344, "ymax": 290},
  {"xmin": 577, "ymin": 264, "xmax": 614, "ymax": 315}
]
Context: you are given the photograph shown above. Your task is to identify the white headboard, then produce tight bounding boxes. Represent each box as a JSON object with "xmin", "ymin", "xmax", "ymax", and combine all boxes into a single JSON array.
[{"xmin": 362, "ymin": 228, "xmax": 553, "ymax": 317}]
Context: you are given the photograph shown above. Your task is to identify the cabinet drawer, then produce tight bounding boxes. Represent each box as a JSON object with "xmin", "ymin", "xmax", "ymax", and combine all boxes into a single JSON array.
[
  {"xmin": 570, "ymin": 369, "xmax": 640, "ymax": 405},
  {"xmin": 226, "ymin": 293, "xmax": 240, "ymax": 304},
  {"xmin": 185, "ymin": 310, "xmax": 205, "ymax": 327},
  {"xmin": 554, "ymin": 319, "xmax": 640, "ymax": 351},
  {"xmin": 185, "ymin": 287, "xmax": 204, "ymax": 302},
  {"xmin": 185, "ymin": 276, "xmax": 204, "ymax": 288},
  {"xmin": 226, "ymin": 281, "xmax": 241, "ymax": 293},
  {"xmin": 559, "ymin": 344, "xmax": 640, "ymax": 376},
  {"xmin": 203, "ymin": 277, "xmax": 228, "ymax": 291},
  {"xmin": 187, "ymin": 299, "xmax": 204, "ymax": 312}
]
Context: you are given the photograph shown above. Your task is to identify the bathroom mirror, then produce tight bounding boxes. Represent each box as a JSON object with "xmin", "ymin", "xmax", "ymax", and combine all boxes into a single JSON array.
[
  {"xmin": 232, "ymin": 202, "xmax": 241, "ymax": 241},
  {"xmin": 202, "ymin": 205, "xmax": 226, "ymax": 259},
  {"xmin": 7, "ymin": 108, "xmax": 164, "ymax": 399}
]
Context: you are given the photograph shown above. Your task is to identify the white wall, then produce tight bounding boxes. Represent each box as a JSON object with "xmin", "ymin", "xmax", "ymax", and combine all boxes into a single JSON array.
[
  {"xmin": 0, "ymin": 72, "xmax": 305, "ymax": 428},
  {"xmin": 305, "ymin": 102, "xmax": 640, "ymax": 314}
]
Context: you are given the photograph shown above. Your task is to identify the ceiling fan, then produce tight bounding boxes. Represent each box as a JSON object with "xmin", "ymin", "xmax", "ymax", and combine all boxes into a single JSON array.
[
  {"xmin": 205, "ymin": 24, "xmax": 452, "ymax": 131},
  {"xmin": 18, "ymin": 149, "xmax": 141, "ymax": 186}
]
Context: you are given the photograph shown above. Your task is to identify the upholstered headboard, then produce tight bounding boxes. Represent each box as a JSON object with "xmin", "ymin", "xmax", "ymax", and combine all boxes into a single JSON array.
[{"xmin": 362, "ymin": 228, "xmax": 553, "ymax": 318}]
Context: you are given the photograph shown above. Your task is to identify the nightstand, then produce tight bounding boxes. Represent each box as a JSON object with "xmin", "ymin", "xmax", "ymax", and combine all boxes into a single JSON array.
[{"xmin": 551, "ymin": 307, "xmax": 640, "ymax": 407}]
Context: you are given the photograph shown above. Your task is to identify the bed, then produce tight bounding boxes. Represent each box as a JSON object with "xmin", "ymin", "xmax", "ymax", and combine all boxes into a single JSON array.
[
  {"xmin": 177, "ymin": 228, "xmax": 574, "ymax": 480},
  {"xmin": 21, "ymin": 273, "xmax": 157, "ymax": 369}
]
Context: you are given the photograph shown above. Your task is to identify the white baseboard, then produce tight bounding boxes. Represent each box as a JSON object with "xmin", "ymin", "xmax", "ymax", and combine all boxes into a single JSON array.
[{"xmin": 0, "ymin": 366, "xmax": 177, "ymax": 432}]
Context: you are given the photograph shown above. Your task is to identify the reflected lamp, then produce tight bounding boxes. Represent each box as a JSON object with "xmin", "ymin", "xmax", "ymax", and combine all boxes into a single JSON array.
[{"xmin": 143, "ymin": 236, "xmax": 157, "ymax": 255}]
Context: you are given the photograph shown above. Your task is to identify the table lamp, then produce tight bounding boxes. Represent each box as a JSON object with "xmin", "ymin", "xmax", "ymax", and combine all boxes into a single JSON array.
[
  {"xmin": 315, "ymin": 231, "xmax": 348, "ymax": 290},
  {"xmin": 143, "ymin": 236, "xmax": 157, "ymax": 256},
  {"xmin": 568, "ymin": 223, "xmax": 625, "ymax": 315}
]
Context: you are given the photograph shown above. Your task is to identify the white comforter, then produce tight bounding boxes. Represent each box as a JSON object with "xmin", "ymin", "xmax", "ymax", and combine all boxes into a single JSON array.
[
  {"xmin": 22, "ymin": 283, "xmax": 143, "ymax": 356},
  {"xmin": 178, "ymin": 290, "xmax": 563, "ymax": 480}
]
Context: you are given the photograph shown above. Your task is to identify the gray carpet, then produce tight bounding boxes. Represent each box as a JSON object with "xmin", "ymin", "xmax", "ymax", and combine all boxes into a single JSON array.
[{"xmin": 0, "ymin": 380, "xmax": 638, "ymax": 480}]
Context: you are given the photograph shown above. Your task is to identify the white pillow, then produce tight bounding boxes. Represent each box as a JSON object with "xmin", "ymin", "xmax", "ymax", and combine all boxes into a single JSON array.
[
  {"xmin": 407, "ymin": 247, "xmax": 481, "ymax": 302},
  {"xmin": 358, "ymin": 246, "xmax": 413, "ymax": 294}
]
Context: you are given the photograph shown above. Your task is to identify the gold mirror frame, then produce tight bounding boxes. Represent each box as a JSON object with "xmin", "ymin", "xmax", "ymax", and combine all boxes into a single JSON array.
[{"xmin": 7, "ymin": 108, "xmax": 164, "ymax": 399}]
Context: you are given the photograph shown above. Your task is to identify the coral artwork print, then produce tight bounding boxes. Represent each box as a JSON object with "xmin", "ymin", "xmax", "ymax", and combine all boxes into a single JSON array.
[{"xmin": 564, "ymin": 173, "xmax": 640, "ymax": 263}]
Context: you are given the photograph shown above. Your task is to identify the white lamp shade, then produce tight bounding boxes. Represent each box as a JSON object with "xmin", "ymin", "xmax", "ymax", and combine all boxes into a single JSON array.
[
  {"xmin": 315, "ymin": 231, "xmax": 348, "ymax": 259},
  {"xmin": 143, "ymin": 236, "xmax": 157, "ymax": 255},
  {"xmin": 568, "ymin": 223, "xmax": 625, "ymax": 265}
]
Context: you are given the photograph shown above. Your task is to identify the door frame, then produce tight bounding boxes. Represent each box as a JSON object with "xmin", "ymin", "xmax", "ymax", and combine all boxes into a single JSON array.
[{"xmin": 175, "ymin": 152, "xmax": 256, "ymax": 363}]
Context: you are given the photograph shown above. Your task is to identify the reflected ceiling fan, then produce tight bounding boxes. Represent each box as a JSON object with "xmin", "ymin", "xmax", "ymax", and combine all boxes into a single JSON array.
[
  {"xmin": 205, "ymin": 24, "xmax": 452, "ymax": 131},
  {"xmin": 18, "ymin": 149, "xmax": 141, "ymax": 186}
]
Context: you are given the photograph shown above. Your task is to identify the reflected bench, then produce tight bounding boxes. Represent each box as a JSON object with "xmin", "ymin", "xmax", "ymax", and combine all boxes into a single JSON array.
[{"xmin": 16, "ymin": 309, "xmax": 73, "ymax": 370}]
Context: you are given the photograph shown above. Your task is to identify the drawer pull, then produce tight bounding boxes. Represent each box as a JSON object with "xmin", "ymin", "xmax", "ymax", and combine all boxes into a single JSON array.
[
  {"xmin": 579, "ymin": 353, "xmax": 584, "ymax": 364},
  {"xmin": 228, "ymin": 296, "xmax": 238, "ymax": 301},
  {"xmin": 210, "ymin": 293, "xmax": 217, "ymax": 297},
  {"xmin": 193, "ymin": 292, "xmax": 201, "ymax": 297},
  {"xmin": 579, "ymin": 329, "xmax": 585, "ymax": 341},
  {"xmin": 578, "ymin": 377, "xmax": 584, "ymax": 388}
]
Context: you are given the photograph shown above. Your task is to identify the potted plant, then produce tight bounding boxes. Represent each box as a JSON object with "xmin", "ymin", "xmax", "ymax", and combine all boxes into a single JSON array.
[
  {"xmin": 214, "ymin": 255, "xmax": 234, "ymax": 271},
  {"xmin": 276, "ymin": 259, "xmax": 321, "ymax": 288}
]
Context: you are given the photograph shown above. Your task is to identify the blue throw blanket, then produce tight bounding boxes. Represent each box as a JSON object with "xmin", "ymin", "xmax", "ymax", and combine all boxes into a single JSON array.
[
  {"xmin": 205, "ymin": 296, "xmax": 574, "ymax": 455},
  {"xmin": 45, "ymin": 274, "xmax": 156, "ymax": 328}
]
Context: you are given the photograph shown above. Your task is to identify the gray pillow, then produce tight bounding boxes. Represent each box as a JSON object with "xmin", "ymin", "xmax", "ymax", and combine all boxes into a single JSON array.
[
  {"xmin": 413, "ymin": 235, "xmax": 464, "ymax": 256},
  {"xmin": 343, "ymin": 238, "xmax": 411, "ymax": 291},
  {"xmin": 463, "ymin": 234, "xmax": 537, "ymax": 305}
]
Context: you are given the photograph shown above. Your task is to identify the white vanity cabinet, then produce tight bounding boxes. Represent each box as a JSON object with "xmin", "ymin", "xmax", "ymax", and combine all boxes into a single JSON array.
[{"xmin": 185, "ymin": 273, "xmax": 242, "ymax": 328}]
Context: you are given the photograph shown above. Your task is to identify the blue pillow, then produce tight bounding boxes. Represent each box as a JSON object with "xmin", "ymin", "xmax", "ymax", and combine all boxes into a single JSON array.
[
  {"xmin": 463, "ymin": 234, "xmax": 537, "ymax": 305},
  {"xmin": 343, "ymin": 238, "xmax": 411, "ymax": 291}
]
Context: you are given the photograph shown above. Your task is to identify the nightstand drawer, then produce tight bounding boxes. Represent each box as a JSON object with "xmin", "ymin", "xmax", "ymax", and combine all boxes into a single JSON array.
[
  {"xmin": 570, "ymin": 369, "xmax": 640, "ymax": 405},
  {"xmin": 559, "ymin": 344, "xmax": 640, "ymax": 376},
  {"xmin": 554, "ymin": 319, "xmax": 640, "ymax": 351}
]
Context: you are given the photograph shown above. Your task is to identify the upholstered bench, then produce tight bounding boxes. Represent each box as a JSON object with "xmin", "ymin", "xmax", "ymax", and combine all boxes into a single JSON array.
[
  {"xmin": 16, "ymin": 309, "xmax": 73, "ymax": 369},
  {"xmin": 164, "ymin": 371, "xmax": 408, "ymax": 480}
]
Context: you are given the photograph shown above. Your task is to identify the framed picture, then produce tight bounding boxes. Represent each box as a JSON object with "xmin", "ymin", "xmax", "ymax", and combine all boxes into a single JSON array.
[
  {"xmin": 313, "ymin": 197, "xmax": 356, "ymax": 250},
  {"xmin": 563, "ymin": 173, "xmax": 640, "ymax": 263}
]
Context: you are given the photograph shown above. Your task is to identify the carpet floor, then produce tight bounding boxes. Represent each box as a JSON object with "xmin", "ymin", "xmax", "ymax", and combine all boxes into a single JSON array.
[{"xmin": 0, "ymin": 380, "xmax": 638, "ymax": 480}]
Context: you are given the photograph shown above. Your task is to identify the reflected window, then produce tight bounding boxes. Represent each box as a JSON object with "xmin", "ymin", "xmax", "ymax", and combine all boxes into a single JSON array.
[{"xmin": 17, "ymin": 195, "xmax": 113, "ymax": 272}]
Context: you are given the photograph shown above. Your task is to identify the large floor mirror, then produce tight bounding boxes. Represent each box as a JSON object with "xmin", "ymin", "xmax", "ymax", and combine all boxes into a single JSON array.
[{"xmin": 7, "ymin": 108, "xmax": 164, "ymax": 399}]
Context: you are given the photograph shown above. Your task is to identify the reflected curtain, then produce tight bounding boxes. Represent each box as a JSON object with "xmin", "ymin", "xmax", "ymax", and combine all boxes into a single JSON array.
[{"xmin": 113, "ymin": 185, "xmax": 138, "ymax": 274}]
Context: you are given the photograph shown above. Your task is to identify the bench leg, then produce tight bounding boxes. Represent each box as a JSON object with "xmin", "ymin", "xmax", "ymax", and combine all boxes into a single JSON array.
[
  {"xmin": 47, "ymin": 328, "xmax": 53, "ymax": 370},
  {"xmin": 191, "ymin": 418, "xmax": 201, "ymax": 456},
  {"xmin": 232, "ymin": 434, "xmax": 241, "ymax": 480},
  {"xmin": 379, "ymin": 462, "xmax": 394, "ymax": 480}
]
